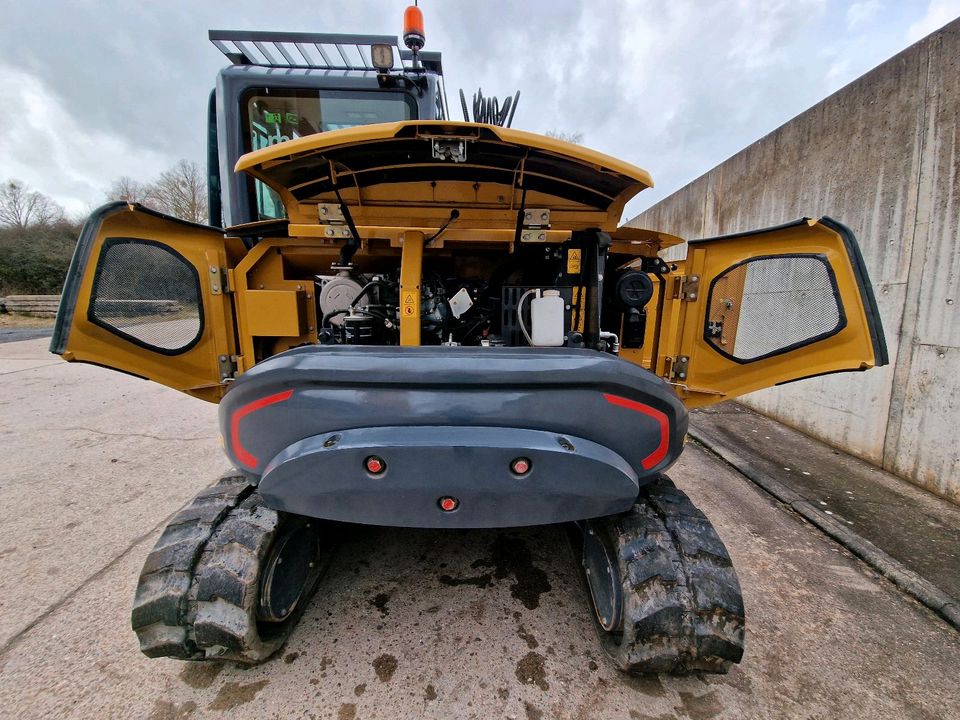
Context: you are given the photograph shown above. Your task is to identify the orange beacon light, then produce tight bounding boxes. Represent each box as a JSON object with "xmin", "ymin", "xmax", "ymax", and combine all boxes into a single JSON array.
[{"xmin": 403, "ymin": 5, "xmax": 425, "ymax": 51}]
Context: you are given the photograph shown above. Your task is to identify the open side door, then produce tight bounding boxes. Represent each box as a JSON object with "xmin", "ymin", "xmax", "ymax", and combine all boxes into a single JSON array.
[
  {"xmin": 662, "ymin": 218, "xmax": 888, "ymax": 408},
  {"xmin": 51, "ymin": 202, "xmax": 238, "ymax": 402}
]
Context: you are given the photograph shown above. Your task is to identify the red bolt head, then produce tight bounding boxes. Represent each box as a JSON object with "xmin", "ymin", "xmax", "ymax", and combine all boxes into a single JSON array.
[
  {"xmin": 439, "ymin": 496, "xmax": 459, "ymax": 512},
  {"xmin": 365, "ymin": 456, "xmax": 385, "ymax": 474},
  {"xmin": 511, "ymin": 457, "xmax": 531, "ymax": 475}
]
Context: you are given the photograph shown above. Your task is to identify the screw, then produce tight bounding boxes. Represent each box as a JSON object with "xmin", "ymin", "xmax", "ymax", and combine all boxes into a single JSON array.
[
  {"xmin": 210, "ymin": 267, "xmax": 217, "ymax": 274},
  {"xmin": 326, "ymin": 229, "xmax": 334, "ymax": 237},
  {"xmin": 691, "ymin": 275, "xmax": 699, "ymax": 281},
  {"xmin": 689, "ymin": 292, "xmax": 697, "ymax": 300},
  {"xmin": 538, "ymin": 233, "xmax": 545, "ymax": 241},
  {"xmin": 296, "ymin": 285, "xmax": 303, "ymax": 290},
  {"xmin": 321, "ymin": 206, "xmax": 328, "ymax": 215},
  {"xmin": 219, "ymin": 355, "xmax": 227, "ymax": 361},
  {"xmin": 212, "ymin": 285, "xmax": 219, "ymax": 292},
  {"xmin": 541, "ymin": 212, "xmax": 548, "ymax": 221}
]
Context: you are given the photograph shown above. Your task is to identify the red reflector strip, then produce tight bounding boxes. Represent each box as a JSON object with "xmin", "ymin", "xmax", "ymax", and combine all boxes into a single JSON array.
[
  {"xmin": 603, "ymin": 393, "xmax": 670, "ymax": 470},
  {"xmin": 230, "ymin": 389, "xmax": 294, "ymax": 469}
]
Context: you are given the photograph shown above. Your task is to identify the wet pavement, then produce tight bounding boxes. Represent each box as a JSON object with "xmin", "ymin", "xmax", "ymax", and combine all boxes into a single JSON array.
[{"xmin": 2, "ymin": 338, "xmax": 959, "ymax": 719}]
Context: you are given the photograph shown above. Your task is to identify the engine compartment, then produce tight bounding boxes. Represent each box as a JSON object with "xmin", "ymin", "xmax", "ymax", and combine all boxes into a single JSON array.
[{"xmin": 308, "ymin": 242, "xmax": 657, "ymax": 352}]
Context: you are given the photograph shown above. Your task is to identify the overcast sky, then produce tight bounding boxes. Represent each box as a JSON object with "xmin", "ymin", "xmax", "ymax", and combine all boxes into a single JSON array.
[{"xmin": 1, "ymin": 0, "xmax": 958, "ymax": 223}]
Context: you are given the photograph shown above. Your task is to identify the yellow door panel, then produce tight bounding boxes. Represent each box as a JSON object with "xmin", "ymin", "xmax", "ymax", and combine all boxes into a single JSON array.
[
  {"xmin": 51, "ymin": 203, "xmax": 237, "ymax": 403},
  {"xmin": 666, "ymin": 218, "xmax": 888, "ymax": 408}
]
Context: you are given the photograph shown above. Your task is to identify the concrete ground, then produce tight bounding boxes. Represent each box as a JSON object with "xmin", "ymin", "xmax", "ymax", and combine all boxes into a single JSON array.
[
  {"xmin": 691, "ymin": 403, "xmax": 960, "ymax": 602},
  {"xmin": 1, "ymin": 338, "xmax": 959, "ymax": 720}
]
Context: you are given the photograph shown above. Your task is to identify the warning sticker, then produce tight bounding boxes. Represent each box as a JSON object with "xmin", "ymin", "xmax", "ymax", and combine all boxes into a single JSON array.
[
  {"xmin": 401, "ymin": 290, "xmax": 420, "ymax": 317},
  {"xmin": 567, "ymin": 248, "xmax": 582, "ymax": 275}
]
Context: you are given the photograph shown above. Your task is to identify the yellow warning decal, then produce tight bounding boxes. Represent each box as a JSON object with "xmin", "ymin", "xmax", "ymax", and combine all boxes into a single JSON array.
[
  {"xmin": 401, "ymin": 290, "xmax": 420, "ymax": 317},
  {"xmin": 567, "ymin": 248, "xmax": 582, "ymax": 274}
]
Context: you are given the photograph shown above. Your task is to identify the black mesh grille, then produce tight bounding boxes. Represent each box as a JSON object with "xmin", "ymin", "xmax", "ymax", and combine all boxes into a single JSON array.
[
  {"xmin": 90, "ymin": 240, "xmax": 201, "ymax": 352},
  {"xmin": 707, "ymin": 255, "xmax": 842, "ymax": 361}
]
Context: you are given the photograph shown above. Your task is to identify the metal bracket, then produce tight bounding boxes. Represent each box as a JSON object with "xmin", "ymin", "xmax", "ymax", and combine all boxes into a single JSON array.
[
  {"xmin": 430, "ymin": 137, "xmax": 467, "ymax": 163},
  {"xmin": 522, "ymin": 208, "xmax": 551, "ymax": 228},
  {"xmin": 218, "ymin": 354, "xmax": 239, "ymax": 382},
  {"xmin": 639, "ymin": 256, "xmax": 670, "ymax": 274},
  {"xmin": 668, "ymin": 354, "xmax": 690, "ymax": 381},
  {"xmin": 317, "ymin": 203, "xmax": 346, "ymax": 223},
  {"xmin": 677, "ymin": 274, "xmax": 701, "ymax": 301}
]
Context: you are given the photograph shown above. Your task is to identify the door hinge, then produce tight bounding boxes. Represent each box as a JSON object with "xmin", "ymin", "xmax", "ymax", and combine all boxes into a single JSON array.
[
  {"xmin": 317, "ymin": 203, "xmax": 355, "ymax": 241},
  {"xmin": 667, "ymin": 354, "xmax": 690, "ymax": 381},
  {"xmin": 218, "ymin": 354, "xmax": 239, "ymax": 382},
  {"xmin": 208, "ymin": 266, "xmax": 229, "ymax": 295},
  {"xmin": 520, "ymin": 208, "xmax": 551, "ymax": 242},
  {"xmin": 675, "ymin": 274, "xmax": 701, "ymax": 301}
]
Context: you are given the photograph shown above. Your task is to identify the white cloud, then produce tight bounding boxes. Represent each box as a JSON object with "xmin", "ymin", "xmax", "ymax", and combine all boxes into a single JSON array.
[
  {"xmin": 0, "ymin": 65, "xmax": 170, "ymax": 217},
  {"xmin": 847, "ymin": 0, "xmax": 882, "ymax": 30},
  {"xmin": 908, "ymin": 0, "xmax": 960, "ymax": 42}
]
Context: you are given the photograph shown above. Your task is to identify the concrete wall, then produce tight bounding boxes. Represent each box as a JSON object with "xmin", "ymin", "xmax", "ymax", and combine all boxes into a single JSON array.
[{"xmin": 630, "ymin": 19, "xmax": 959, "ymax": 503}]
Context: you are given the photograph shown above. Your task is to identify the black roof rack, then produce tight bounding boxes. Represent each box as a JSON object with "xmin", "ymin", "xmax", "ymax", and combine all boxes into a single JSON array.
[{"xmin": 209, "ymin": 30, "xmax": 442, "ymax": 75}]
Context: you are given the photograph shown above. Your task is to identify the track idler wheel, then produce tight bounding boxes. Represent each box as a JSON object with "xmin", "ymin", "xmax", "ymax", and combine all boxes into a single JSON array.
[
  {"xmin": 132, "ymin": 473, "xmax": 332, "ymax": 665},
  {"xmin": 581, "ymin": 475, "xmax": 746, "ymax": 675}
]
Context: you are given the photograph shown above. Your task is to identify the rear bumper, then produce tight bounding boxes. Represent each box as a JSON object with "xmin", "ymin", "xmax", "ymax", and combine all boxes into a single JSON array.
[
  {"xmin": 261, "ymin": 426, "xmax": 639, "ymax": 528},
  {"xmin": 219, "ymin": 346, "xmax": 687, "ymax": 527}
]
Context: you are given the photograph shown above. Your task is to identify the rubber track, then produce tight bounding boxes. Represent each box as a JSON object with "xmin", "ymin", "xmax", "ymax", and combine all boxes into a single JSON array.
[
  {"xmin": 191, "ymin": 493, "xmax": 300, "ymax": 664},
  {"xmin": 131, "ymin": 474, "xmax": 253, "ymax": 659},
  {"xmin": 592, "ymin": 476, "xmax": 745, "ymax": 674}
]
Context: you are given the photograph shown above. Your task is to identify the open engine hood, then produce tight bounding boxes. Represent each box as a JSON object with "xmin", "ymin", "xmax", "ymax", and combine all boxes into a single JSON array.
[{"xmin": 235, "ymin": 121, "xmax": 654, "ymax": 235}]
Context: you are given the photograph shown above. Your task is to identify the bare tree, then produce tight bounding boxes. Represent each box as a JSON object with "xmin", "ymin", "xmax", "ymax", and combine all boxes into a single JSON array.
[
  {"xmin": 149, "ymin": 160, "xmax": 208, "ymax": 224},
  {"xmin": 105, "ymin": 176, "xmax": 154, "ymax": 205},
  {"xmin": 0, "ymin": 180, "xmax": 65, "ymax": 229},
  {"xmin": 546, "ymin": 129, "xmax": 585, "ymax": 145}
]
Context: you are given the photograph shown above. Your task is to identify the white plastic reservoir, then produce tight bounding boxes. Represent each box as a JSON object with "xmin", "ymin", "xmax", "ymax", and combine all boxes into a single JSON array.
[{"xmin": 531, "ymin": 290, "xmax": 566, "ymax": 346}]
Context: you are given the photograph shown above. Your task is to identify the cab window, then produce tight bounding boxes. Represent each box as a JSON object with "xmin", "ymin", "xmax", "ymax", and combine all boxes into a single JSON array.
[{"xmin": 243, "ymin": 89, "xmax": 418, "ymax": 220}]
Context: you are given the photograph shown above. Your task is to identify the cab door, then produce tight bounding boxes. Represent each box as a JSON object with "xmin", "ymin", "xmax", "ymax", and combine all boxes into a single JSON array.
[
  {"xmin": 50, "ymin": 202, "xmax": 239, "ymax": 402},
  {"xmin": 660, "ymin": 217, "xmax": 888, "ymax": 408}
]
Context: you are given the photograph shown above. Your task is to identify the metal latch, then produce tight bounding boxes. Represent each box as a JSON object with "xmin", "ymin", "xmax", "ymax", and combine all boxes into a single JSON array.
[
  {"xmin": 430, "ymin": 137, "xmax": 467, "ymax": 163},
  {"xmin": 520, "ymin": 208, "xmax": 551, "ymax": 242},
  {"xmin": 218, "ymin": 354, "xmax": 239, "ymax": 382},
  {"xmin": 668, "ymin": 355, "xmax": 689, "ymax": 381},
  {"xmin": 676, "ymin": 275, "xmax": 701, "ymax": 301},
  {"xmin": 317, "ymin": 203, "xmax": 354, "ymax": 240}
]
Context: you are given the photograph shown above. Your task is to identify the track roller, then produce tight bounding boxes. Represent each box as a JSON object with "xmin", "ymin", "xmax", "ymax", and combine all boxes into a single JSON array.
[
  {"xmin": 132, "ymin": 473, "xmax": 332, "ymax": 664},
  {"xmin": 580, "ymin": 475, "xmax": 745, "ymax": 674}
]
